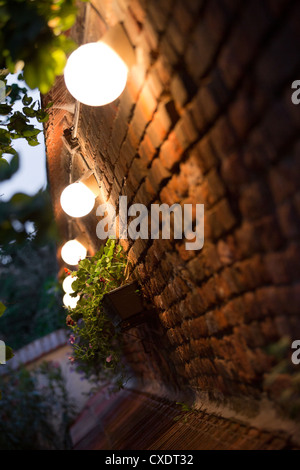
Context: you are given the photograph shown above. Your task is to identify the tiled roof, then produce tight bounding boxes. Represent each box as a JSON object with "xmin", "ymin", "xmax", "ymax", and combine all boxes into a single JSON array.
[{"xmin": 71, "ymin": 388, "xmax": 299, "ymax": 450}]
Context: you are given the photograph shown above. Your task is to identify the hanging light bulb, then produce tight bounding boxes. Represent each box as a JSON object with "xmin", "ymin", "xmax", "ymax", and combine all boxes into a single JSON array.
[
  {"xmin": 61, "ymin": 239, "xmax": 87, "ymax": 266},
  {"xmin": 60, "ymin": 172, "xmax": 100, "ymax": 218},
  {"xmin": 63, "ymin": 293, "xmax": 80, "ymax": 309},
  {"xmin": 62, "ymin": 275, "xmax": 78, "ymax": 294},
  {"xmin": 61, "ymin": 182, "xmax": 95, "ymax": 217},
  {"xmin": 64, "ymin": 24, "xmax": 135, "ymax": 107},
  {"xmin": 64, "ymin": 42, "xmax": 128, "ymax": 106}
]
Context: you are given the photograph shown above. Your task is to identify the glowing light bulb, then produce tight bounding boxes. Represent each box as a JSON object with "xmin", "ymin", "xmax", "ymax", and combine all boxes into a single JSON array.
[
  {"xmin": 63, "ymin": 293, "xmax": 80, "ymax": 309},
  {"xmin": 64, "ymin": 42, "xmax": 128, "ymax": 106},
  {"xmin": 62, "ymin": 275, "xmax": 77, "ymax": 294},
  {"xmin": 61, "ymin": 240, "xmax": 87, "ymax": 266},
  {"xmin": 60, "ymin": 182, "xmax": 95, "ymax": 218}
]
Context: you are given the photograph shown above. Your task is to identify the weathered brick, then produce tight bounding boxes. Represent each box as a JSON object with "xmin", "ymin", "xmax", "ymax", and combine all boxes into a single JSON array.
[
  {"xmin": 218, "ymin": 0, "xmax": 273, "ymax": 89},
  {"xmin": 148, "ymin": 157, "xmax": 171, "ymax": 192},
  {"xmin": 45, "ymin": 0, "xmax": 300, "ymax": 428},
  {"xmin": 146, "ymin": 99, "xmax": 180, "ymax": 149},
  {"xmin": 147, "ymin": 0, "xmax": 171, "ymax": 31},
  {"xmin": 123, "ymin": 6, "xmax": 143, "ymax": 45},
  {"xmin": 190, "ymin": 136, "xmax": 219, "ymax": 174},
  {"xmin": 205, "ymin": 199, "xmax": 236, "ymax": 240},
  {"xmin": 159, "ymin": 131, "xmax": 186, "ymax": 171},
  {"xmin": 170, "ymin": 70, "xmax": 198, "ymax": 108}
]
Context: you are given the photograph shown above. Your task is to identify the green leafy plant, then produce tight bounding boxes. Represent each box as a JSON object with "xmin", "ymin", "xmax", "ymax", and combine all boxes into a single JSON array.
[
  {"xmin": 0, "ymin": 0, "xmax": 87, "ymax": 166},
  {"xmin": 0, "ymin": 301, "xmax": 6, "ymax": 318},
  {"xmin": 0, "ymin": 240, "xmax": 65, "ymax": 350},
  {"xmin": 0, "ymin": 361, "xmax": 76, "ymax": 449},
  {"xmin": 65, "ymin": 239, "xmax": 128, "ymax": 386},
  {"xmin": 0, "ymin": 72, "xmax": 51, "ymax": 142},
  {"xmin": 0, "ymin": 0, "xmax": 80, "ymax": 93},
  {"xmin": 173, "ymin": 402, "xmax": 195, "ymax": 423},
  {"xmin": 0, "ymin": 72, "xmax": 52, "ymax": 173}
]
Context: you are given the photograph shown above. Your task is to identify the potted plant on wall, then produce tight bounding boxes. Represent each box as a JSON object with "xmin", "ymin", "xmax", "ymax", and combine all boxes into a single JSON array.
[{"xmin": 64, "ymin": 238, "xmax": 148, "ymax": 386}]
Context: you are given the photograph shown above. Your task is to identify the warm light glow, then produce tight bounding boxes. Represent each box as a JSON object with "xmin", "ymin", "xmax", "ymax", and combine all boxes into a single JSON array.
[
  {"xmin": 61, "ymin": 240, "xmax": 87, "ymax": 266},
  {"xmin": 60, "ymin": 182, "xmax": 95, "ymax": 217},
  {"xmin": 63, "ymin": 293, "xmax": 80, "ymax": 309},
  {"xmin": 62, "ymin": 275, "xmax": 78, "ymax": 294},
  {"xmin": 64, "ymin": 42, "xmax": 128, "ymax": 106}
]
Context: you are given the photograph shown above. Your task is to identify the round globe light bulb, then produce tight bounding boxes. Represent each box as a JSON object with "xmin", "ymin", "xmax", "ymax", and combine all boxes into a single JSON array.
[
  {"xmin": 60, "ymin": 182, "xmax": 95, "ymax": 218},
  {"xmin": 61, "ymin": 240, "xmax": 87, "ymax": 266},
  {"xmin": 62, "ymin": 275, "xmax": 78, "ymax": 294},
  {"xmin": 64, "ymin": 42, "xmax": 128, "ymax": 106},
  {"xmin": 63, "ymin": 293, "xmax": 80, "ymax": 309}
]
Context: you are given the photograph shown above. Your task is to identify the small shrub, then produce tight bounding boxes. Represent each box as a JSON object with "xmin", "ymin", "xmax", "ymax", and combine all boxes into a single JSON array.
[
  {"xmin": 65, "ymin": 239, "xmax": 128, "ymax": 387},
  {"xmin": 0, "ymin": 361, "xmax": 76, "ymax": 450}
]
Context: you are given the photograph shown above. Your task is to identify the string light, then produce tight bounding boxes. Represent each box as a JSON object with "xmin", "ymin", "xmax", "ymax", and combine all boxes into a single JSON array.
[{"xmin": 61, "ymin": 239, "xmax": 87, "ymax": 266}]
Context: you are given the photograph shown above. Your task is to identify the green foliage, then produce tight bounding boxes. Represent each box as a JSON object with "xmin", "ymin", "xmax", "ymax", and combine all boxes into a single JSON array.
[
  {"xmin": 0, "ymin": 302, "xmax": 6, "ymax": 317},
  {"xmin": 0, "ymin": 361, "xmax": 76, "ymax": 449},
  {"xmin": 173, "ymin": 402, "xmax": 195, "ymax": 423},
  {"xmin": 176, "ymin": 401, "xmax": 193, "ymax": 412},
  {"xmin": 0, "ymin": 0, "xmax": 87, "ymax": 163},
  {"xmin": 0, "ymin": 160, "xmax": 63, "ymax": 351},
  {"xmin": 0, "ymin": 189, "xmax": 59, "ymax": 246},
  {"xmin": 0, "ymin": 71, "xmax": 51, "ymax": 170},
  {"xmin": 5, "ymin": 345, "xmax": 13, "ymax": 361},
  {"xmin": 0, "ymin": 0, "xmax": 79, "ymax": 93},
  {"xmin": 65, "ymin": 239, "xmax": 128, "ymax": 385},
  {"xmin": 0, "ymin": 0, "xmax": 80, "ymax": 406},
  {"xmin": 0, "ymin": 86, "xmax": 63, "ymax": 360},
  {"xmin": 0, "ymin": 240, "xmax": 65, "ymax": 350}
]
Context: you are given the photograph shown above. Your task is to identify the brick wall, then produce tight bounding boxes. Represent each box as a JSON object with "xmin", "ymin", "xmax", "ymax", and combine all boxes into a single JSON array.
[{"xmin": 44, "ymin": 0, "xmax": 300, "ymax": 425}]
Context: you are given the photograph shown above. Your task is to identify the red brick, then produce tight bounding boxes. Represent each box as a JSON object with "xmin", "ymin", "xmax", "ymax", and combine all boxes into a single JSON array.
[
  {"xmin": 139, "ymin": 132, "xmax": 157, "ymax": 165},
  {"xmin": 146, "ymin": 99, "xmax": 180, "ymax": 149},
  {"xmin": 205, "ymin": 199, "xmax": 236, "ymax": 240},
  {"xmin": 170, "ymin": 70, "xmax": 198, "ymax": 108},
  {"xmin": 147, "ymin": 0, "xmax": 171, "ymax": 31},
  {"xmin": 123, "ymin": 6, "xmax": 143, "ymax": 45},
  {"xmin": 165, "ymin": 19, "xmax": 186, "ymax": 55},
  {"xmin": 159, "ymin": 131, "xmax": 186, "ymax": 171},
  {"xmin": 268, "ymin": 157, "xmax": 300, "ymax": 204},
  {"xmin": 218, "ymin": 0, "xmax": 273, "ymax": 90},
  {"xmin": 190, "ymin": 136, "xmax": 218, "ymax": 174},
  {"xmin": 148, "ymin": 157, "xmax": 171, "ymax": 192},
  {"xmin": 134, "ymin": 179, "xmax": 155, "ymax": 206},
  {"xmin": 173, "ymin": 111, "xmax": 198, "ymax": 151},
  {"xmin": 277, "ymin": 201, "xmax": 300, "ymax": 239},
  {"xmin": 143, "ymin": 18, "xmax": 160, "ymax": 52}
]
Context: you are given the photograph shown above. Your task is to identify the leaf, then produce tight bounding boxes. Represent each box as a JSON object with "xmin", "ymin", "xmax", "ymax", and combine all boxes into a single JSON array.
[
  {"xmin": 0, "ymin": 104, "xmax": 12, "ymax": 115},
  {"xmin": 36, "ymin": 109, "xmax": 49, "ymax": 123},
  {"xmin": 0, "ymin": 302, "xmax": 6, "ymax": 317},
  {"xmin": 7, "ymin": 112, "xmax": 29, "ymax": 132},
  {"xmin": 22, "ymin": 95, "xmax": 33, "ymax": 106},
  {"xmin": 27, "ymin": 138, "xmax": 40, "ymax": 146},
  {"xmin": 5, "ymin": 346, "xmax": 14, "ymax": 361},
  {"xmin": 52, "ymin": 48, "xmax": 67, "ymax": 76},
  {"xmin": 9, "ymin": 153, "xmax": 19, "ymax": 176},
  {"xmin": 23, "ymin": 106, "xmax": 36, "ymax": 118},
  {"xmin": 71, "ymin": 279, "xmax": 79, "ymax": 291},
  {"xmin": 22, "ymin": 128, "xmax": 40, "ymax": 137},
  {"xmin": 10, "ymin": 192, "xmax": 32, "ymax": 206},
  {"xmin": 0, "ymin": 128, "xmax": 10, "ymax": 144},
  {"xmin": 0, "ymin": 158, "xmax": 11, "ymax": 181},
  {"xmin": 45, "ymin": 101, "xmax": 54, "ymax": 109}
]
